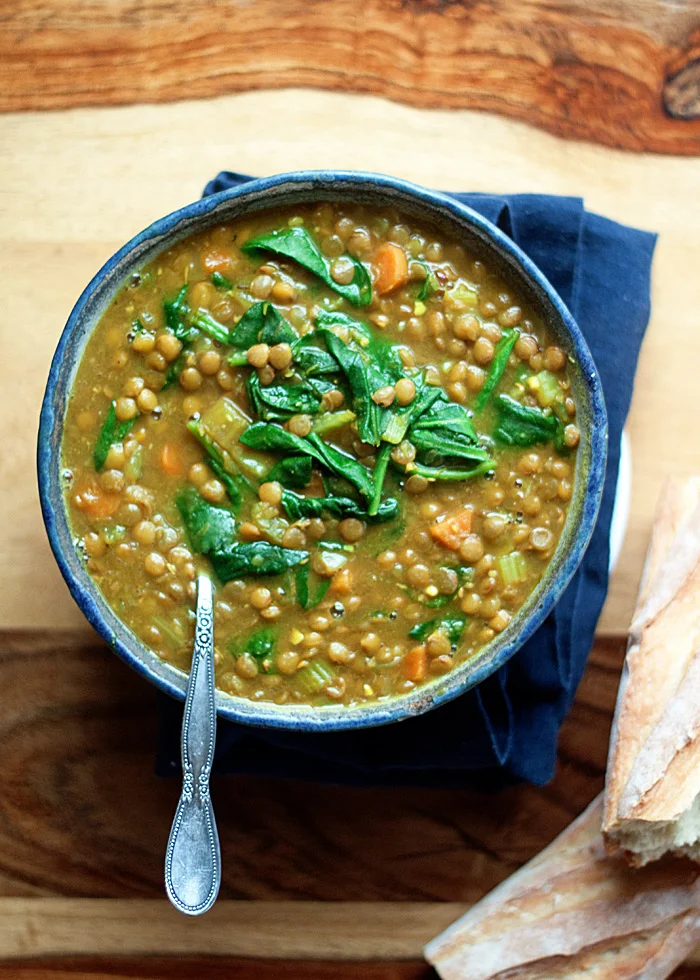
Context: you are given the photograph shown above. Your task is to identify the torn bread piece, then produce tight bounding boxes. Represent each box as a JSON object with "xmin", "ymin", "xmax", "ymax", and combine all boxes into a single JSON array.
[
  {"xmin": 604, "ymin": 476, "xmax": 700, "ymax": 866},
  {"xmin": 425, "ymin": 795, "xmax": 700, "ymax": 980}
]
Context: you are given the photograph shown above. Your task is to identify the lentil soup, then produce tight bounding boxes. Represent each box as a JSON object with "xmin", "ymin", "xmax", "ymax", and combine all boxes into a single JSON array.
[{"xmin": 62, "ymin": 201, "xmax": 580, "ymax": 708}]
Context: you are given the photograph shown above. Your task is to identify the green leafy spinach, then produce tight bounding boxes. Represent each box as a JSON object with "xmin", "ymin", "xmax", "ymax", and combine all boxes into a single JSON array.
[
  {"xmin": 93, "ymin": 401, "xmax": 138, "ymax": 471},
  {"xmin": 243, "ymin": 226, "xmax": 372, "ymax": 307}
]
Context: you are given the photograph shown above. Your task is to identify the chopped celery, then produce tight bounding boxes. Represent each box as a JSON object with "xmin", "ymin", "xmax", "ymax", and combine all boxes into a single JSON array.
[
  {"xmin": 311, "ymin": 409, "xmax": 356, "ymax": 435},
  {"xmin": 251, "ymin": 500, "xmax": 289, "ymax": 545},
  {"xmin": 447, "ymin": 283, "xmax": 477, "ymax": 309},
  {"xmin": 197, "ymin": 397, "xmax": 270, "ymax": 483},
  {"xmin": 228, "ymin": 350, "xmax": 249, "ymax": 367},
  {"xmin": 100, "ymin": 524, "xmax": 126, "ymax": 546},
  {"xmin": 187, "ymin": 419, "xmax": 246, "ymax": 508},
  {"xmin": 124, "ymin": 444, "xmax": 143, "ymax": 483},
  {"xmin": 371, "ymin": 217, "xmax": 389, "ymax": 236},
  {"xmin": 298, "ymin": 659, "xmax": 334, "ymax": 693},
  {"xmin": 497, "ymin": 552, "xmax": 528, "ymax": 585},
  {"xmin": 527, "ymin": 370, "xmax": 561, "ymax": 407},
  {"xmin": 153, "ymin": 615, "xmax": 186, "ymax": 648},
  {"xmin": 512, "ymin": 363, "xmax": 531, "ymax": 388}
]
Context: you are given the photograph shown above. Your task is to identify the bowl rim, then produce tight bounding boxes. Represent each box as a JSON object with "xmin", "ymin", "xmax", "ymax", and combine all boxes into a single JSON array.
[{"xmin": 38, "ymin": 169, "xmax": 608, "ymax": 732}]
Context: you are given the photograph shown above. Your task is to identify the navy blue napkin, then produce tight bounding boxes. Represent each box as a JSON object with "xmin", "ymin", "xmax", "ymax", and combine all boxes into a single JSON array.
[{"xmin": 156, "ymin": 173, "xmax": 656, "ymax": 787}]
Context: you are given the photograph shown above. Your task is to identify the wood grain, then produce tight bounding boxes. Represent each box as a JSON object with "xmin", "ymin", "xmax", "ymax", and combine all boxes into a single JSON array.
[
  {"xmin": 0, "ymin": 630, "xmax": 620, "ymax": 903},
  {"xmin": 3, "ymin": 0, "xmax": 700, "ymax": 153},
  {"xmin": 0, "ymin": 957, "xmax": 433, "ymax": 980},
  {"xmin": 3, "ymin": 92, "xmax": 700, "ymax": 634},
  {"xmin": 0, "ymin": 898, "xmax": 463, "ymax": 960},
  {"xmin": 0, "ymin": 905, "xmax": 697, "ymax": 970},
  {"xmin": 0, "ymin": 963, "xmax": 692, "ymax": 980}
]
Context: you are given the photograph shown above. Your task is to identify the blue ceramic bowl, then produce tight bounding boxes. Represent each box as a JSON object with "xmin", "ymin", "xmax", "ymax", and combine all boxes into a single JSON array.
[{"xmin": 38, "ymin": 171, "xmax": 607, "ymax": 732}]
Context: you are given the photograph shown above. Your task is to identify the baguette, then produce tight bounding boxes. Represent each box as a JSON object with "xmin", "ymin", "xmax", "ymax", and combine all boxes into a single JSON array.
[
  {"xmin": 425, "ymin": 795, "xmax": 700, "ymax": 980},
  {"xmin": 603, "ymin": 476, "xmax": 700, "ymax": 866}
]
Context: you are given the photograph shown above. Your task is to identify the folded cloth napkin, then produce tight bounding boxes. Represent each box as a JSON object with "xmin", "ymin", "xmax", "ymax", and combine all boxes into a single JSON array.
[{"xmin": 156, "ymin": 173, "xmax": 656, "ymax": 788}]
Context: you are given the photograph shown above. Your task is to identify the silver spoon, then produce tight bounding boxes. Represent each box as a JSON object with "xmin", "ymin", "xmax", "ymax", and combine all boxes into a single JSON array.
[{"xmin": 165, "ymin": 573, "xmax": 221, "ymax": 915}]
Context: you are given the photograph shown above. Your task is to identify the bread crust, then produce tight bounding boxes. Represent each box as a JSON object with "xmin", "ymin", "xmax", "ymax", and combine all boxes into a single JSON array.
[
  {"xmin": 425, "ymin": 796, "xmax": 700, "ymax": 980},
  {"xmin": 603, "ymin": 477, "xmax": 700, "ymax": 865}
]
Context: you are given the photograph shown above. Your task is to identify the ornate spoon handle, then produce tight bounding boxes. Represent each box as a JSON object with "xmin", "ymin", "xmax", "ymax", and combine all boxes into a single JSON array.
[{"xmin": 165, "ymin": 574, "xmax": 221, "ymax": 915}]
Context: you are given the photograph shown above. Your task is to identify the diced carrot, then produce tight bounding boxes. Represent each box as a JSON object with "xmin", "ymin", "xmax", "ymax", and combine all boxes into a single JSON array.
[
  {"xmin": 372, "ymin": 242, "xmax": 409, "ymax": 295},
  {"xmin": 239, "ymin": 521, "xmax": 262, "ymax": 541},
  {"xmin": 430, "ymin": 506, "xmax": 474, "ymax": 550},
  {"xmin": 201, "ymin": 247, "xmax": 234, "ymax": 273},
  {"xmin": 403, "ymin": 645, "xmax": 428, "ymax": 683},
  {"xmin": 73, "ymin": 478, "xmax": 121, "ymax": 520},
  {"xmin": 160, "ymin": 443, "xmax": 184, "ymax": 477}
]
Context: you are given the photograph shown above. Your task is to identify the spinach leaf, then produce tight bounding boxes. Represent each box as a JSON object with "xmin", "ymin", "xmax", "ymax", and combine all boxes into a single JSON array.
[
  {"xmin": 319, "ymin": 328, "xmax": 393, "ymax": 446},
  {"xmin": 165, "ymin": 286, "xmax": 230, "ymax": 345},
  {"xmin": 163, "ymin": 350, "xmax": 189, "ymax": 390},
  {"xmin": 93, "ymin": 401, "xmax": 138, "ymax": 471},
  {"xmin": 410, "ymin": 400, "xmax": 485, "ymax": 459},
  {"xmin": 411, "ymin": 393, "xmax": 478, "ymax": 443},
  {"xmin": 314, "ymin": 309, "xmax": 374, "ymax": 346},
  {"xmin": 474, "ymin": 329, "xmax": 519, "ymax": 410},
  {"xmin": 291, "ymin": 336, "xmax": 339, "ymax": 376},
  {"xmin": 241, "ymin": 423, "xmax": 375, "ymax": 499},
  {"xmin": 247, "ymin": 372, "xmax": 323, "ymax": 420},
  {"xmin": 408, "ymin": 394, "xmax": 490, "ymax": 465},
  {"xmin": 382, "ymin": 378, "xmax": 441, "ymax": 445},
  {"xmin": 410, "ymin": 431, "xmax": 491, "ymax": 465},
  {"xmin": 211, "ymin": 271, "xmax": 233, "ymax": 290},
  {"xmin": 416, "ymin": 264, "xmax": 439, "ymax": 301},
  {"xmin": 247, "ymin": 628, "xmax": 277, "ymax": 661},
  {"xmin": 314, "ymin": 310, "xmax": 404, "ymax": 446},
  {"xmin": 408, "ymin": 460, "xmax": 494, "ymax": 482},
  {"xmin": 239, "ymin": 421, "xmax": 317, "ymax": 456},
  {"xmin": 368, "ymin": 442, "xmax": 392, "ymax": 517},
  {"xmin": 213, "ymin": 541, "xmax": 308, "ymax": 582},
  {"xmin": 186, "ymin": 420, "xmax": 244, "ymax": 510},
  {"xmin": 176, "ymin": 486, "xmax": 236, "ymax": 554},
  {"xmin": 316, "ymin": 310, "xmax": 404, "ymax": 378},
  {"xmin": 267, "ymin": 456, "xmax": 313, "ymax": 489},
  {"xmin": 228, "ymin": 627, "xmax": 279, "ymax": 672},
  {"xmin": 316, "ymin": 310, "xmax": 434, "ymax": 446},
  {"xmin": 281, "ymin": 490, "xmax": 399, "ymax": 523},
  {"xmin": 231, "ymin": 301, "xmax": 298, "ymax": 349},
  {"xmin": 295, "ymin": 564, "xmax": 331, "ymax": 610},
  {"xmin": 189, "ymin": 308, "xmax": 231, "ymax": 345},
  {"xmin": 409, "ymin": 615, "xmax": 467, "ymax": 643},
  {"xmin": 189, "ymin": 399, "xmax": 263, "ymax": 491},
  {"xmin": 493, "ymin": 394, "xmax": 564, "ymax": 449},
  {"xmin": 178, "ymin": 487, "xmax": 308, "ymax": 581},
  {"xmin": 306, "ymin": 433, "xmax": 375, "ymax": 499},
  {"xmin": 243, "ymin": 227, "xmax": 372, "ymax": 306},
  {"xmin": 163, "ymin": 285, "xmax": 197, "ymax": 343}
]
